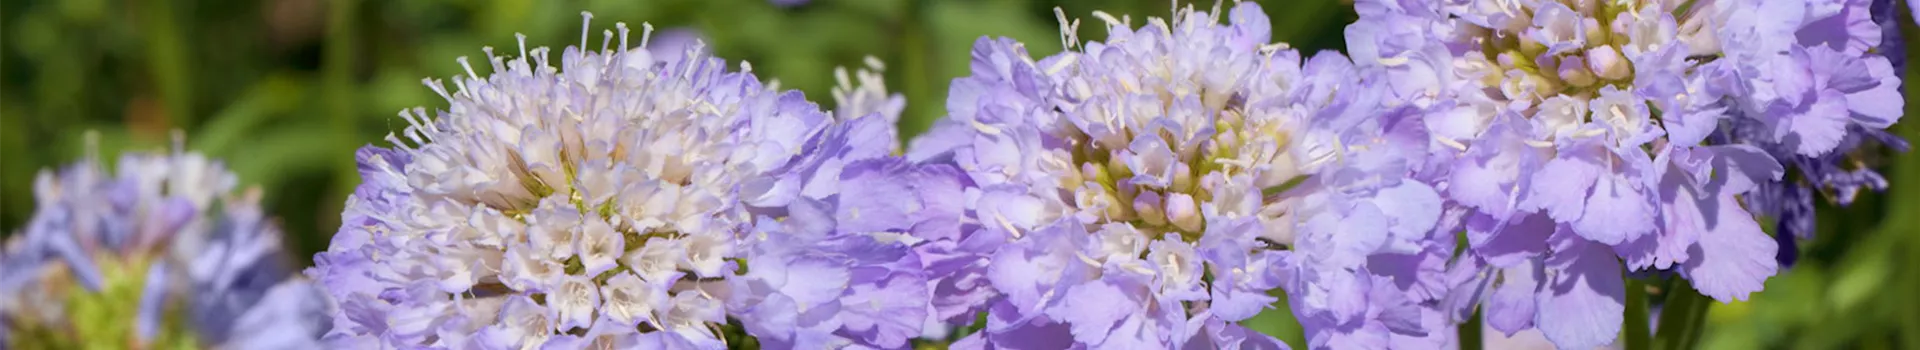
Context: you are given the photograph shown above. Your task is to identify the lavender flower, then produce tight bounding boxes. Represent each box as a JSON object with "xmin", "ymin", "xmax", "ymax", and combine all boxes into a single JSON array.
[
  {"xmin": 1380, "ymin": 0, "xmax": 1906, "ymax": 348},
  {"xmin": 305, "ymin": 14, "xmax": 934, "ymax": 349},
  {"xmin": 0, "ymin": 145, "xmax": 330, "ymax": 349},
  {"xmin": 909, "ymin": 3, "xmax": 1452, "ymax": 348}
]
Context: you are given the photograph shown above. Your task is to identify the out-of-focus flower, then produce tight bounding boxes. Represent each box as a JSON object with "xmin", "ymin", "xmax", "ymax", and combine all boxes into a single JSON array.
[
  {"xmin": 833, "ymin": 56, "xmax": 908, "ymax": 127},
  {"xmin": 909, "ymin": 3, "xmax": 1451, "ymax": 348},
  {"xmin": 305, "ymin": 13, "xmax": 934, "ymax": 349},
  {"xmin": 0, "ymin": 144, "xmax": 331, "ymax": 349},
  {"xmin": 646, "ymin": 27, "xmax": 706, "ymax": 65},
  {"xmin": 1382, "ymin": 0, "xmax": 1906, "ymax": 348}
]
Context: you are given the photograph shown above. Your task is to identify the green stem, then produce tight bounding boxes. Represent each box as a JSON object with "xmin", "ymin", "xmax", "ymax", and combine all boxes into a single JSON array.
[
  {"xmin": 895, "ymin": 0, "xmax": 932, "ymax": 146},
  {"xmin": 1625, "ymin": 279, "xmax": 1651, "ymax": 350},
  {"xmin": 324, "ymin": 0, "xmax": 359, "ymax": 148},
  {"xmin": 1459, "ymin": 307, "xmax": 1483, "ymax": 350},
  {"xmin": 1903, "ymin": 236, "xmax": 1920, "ymax": 350},
  {"xmin": 320, "ymin": 0, "xmax": 361, "ymax": 257},
  {"xmin": 1894, "ymin": 11, "xmax": 1920, "ymax": 347},
  {"xmin": 1655, "ymin": 279, "xmax": 1711, "ymax": 350},
  {"xmin": 143, "ymin": 0, "xmax": 192, "ymax": 129}
]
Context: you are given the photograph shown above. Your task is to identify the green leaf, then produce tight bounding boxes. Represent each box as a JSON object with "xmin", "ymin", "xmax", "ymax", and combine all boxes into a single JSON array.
[
  {"xmin": 191, "ymin": 75, "xmax": 308, "ymax": 156},
  {"xmin": 1243, "ymin": 289, "xmax": 1306, "ymax": 349},
  {"xmin": 226, "ymin": 122, "xmax": 357, "ymax": 189},
  {"xmin": 1267, "ymin": 0, "xmax": 1349, "ymax": 52}
]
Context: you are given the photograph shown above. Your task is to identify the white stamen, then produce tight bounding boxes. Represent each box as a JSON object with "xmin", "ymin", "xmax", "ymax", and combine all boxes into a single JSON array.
[
  {"xmin": 995, "ymin": 214, "xmax": 1023, "ymax": 239},
  {"xmin": 835, "ymin": 66, "xmax": 853, "ymax": 93},
  {"xmin": 417, "ymin": 107, "xmax": 443, "ymax": 134},
  {"xmin": 483, "ymin": 47, "xmax": 508, "ymax": 72},
  {"xmin": 616, "ymin": 22, "xmax": 630, "ymax": 50},
  {"xmin": 422, "ymin": 78, "xmax": 452, "ymax": 100},
  {"xmin": 1045, "ymin": 53, "xmax": 1079, "ymax": 75},
  {"xmin": 516, "ymin": 33, "xmax": 529, "ymax": 60},
  {"xmin": 384, "ymin": 133, "xmax": 413, "ymax": 151},
  {"xmin": 1210, "ymin": 0, "xmax": 1223, "ymax": 24},
  {"xmin": 1435, "ymin": 136, "xmax": 1469, "ymax": 151},
  {"xmin": 1574, "ymin": 127, "xmax": 1607, "ymax": 139},
  {"xmin": 451, "ymin": 78, "xmax": 470, "ymax": 98},
  {"xmin": 601, "ymin": 29, "xmax": 615, "ymax": 61},
  {"xmin": 971, "ymin": 120, "xmax": 1003, "ymax": 135},
  {"xmin": 580, "ymin": 12, "xmax": 594, "ymax": 48},
  {"xmin": 1092, "ymin": 11, "xmax": 1125, "ymax": 28},
  {"xmin": 640, "ymin": 23, "xmax": 655, "ymax": 50},
  {"xmin": 1378, "ymin": 55, "xmax": 1410, "ymax": 67},
  {"xmin": 1054, "ymin": 7, "xmax": 1081, "ymax": 50},
  {"xmin": 1076, "ymin": 253, "xmax": 1103, "ymax": 268},
  {"xmin": 457, "ymin": 56, "xmax": 479, "ymax": 80}
]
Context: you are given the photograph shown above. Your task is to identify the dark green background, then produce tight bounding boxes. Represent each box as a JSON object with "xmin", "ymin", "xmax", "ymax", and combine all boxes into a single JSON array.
[{"xmin": 3, "ymin": 0, "xmax": 1916, "ymax": 348}]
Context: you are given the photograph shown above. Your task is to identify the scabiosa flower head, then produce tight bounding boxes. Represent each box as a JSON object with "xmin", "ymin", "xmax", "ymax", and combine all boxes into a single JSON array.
[
  {"xmin": 910, "ymin": 3, "xmax": 1451, "ymax": 348},
  {"xmin": 1390, "ymin": 0, "xmax": 1906, "ymax": 348},
  {"xmin": 306, "ymin": 14, "xmax": 933, "ymax": 349},
  {"xmin": 0, "ymin": 144, "xmax": 331, "ymax": 349}
]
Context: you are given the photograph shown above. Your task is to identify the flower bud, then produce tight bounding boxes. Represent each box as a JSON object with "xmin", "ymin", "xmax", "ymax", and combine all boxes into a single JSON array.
[
  {"xmin": 1135, "ymin": 191, "xmax": 1168, "ymax": 226},
  {"xmin": 1558, "ymin": 55, "xmax": 1596, "ymax": 87},
  {"xmin": 1586, "ymin": 46, "xmax": 1631, "ymax": 81},
  {"xmin": 1166, "ymin": 192, "xmax": 1204, "ymax": 233}
]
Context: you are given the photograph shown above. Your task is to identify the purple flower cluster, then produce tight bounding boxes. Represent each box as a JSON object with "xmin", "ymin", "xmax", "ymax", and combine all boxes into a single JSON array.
[
  {"xmin": 907, "ymin": 3, "xmax": 1454, "ymax": 348},
  {"xmin": 0, "ymin": 149, "xmax": 330, "ymax": 349},
  {"xmin": 305, "ymin": 14, "xmax": 944, "ymax": 349},
  {"xmin": 282, "ymin": 2, "xmax": 1910, "ymax": 350},
  {"xmin": 1340, "ymin": 0, "xmax": 1907, "ymax": 348}
]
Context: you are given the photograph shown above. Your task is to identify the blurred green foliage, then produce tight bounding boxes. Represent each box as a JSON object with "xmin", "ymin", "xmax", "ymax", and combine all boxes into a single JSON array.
[{"xmin": 4, "ymin": 0, "xmax": 1918, "ymax": 348}]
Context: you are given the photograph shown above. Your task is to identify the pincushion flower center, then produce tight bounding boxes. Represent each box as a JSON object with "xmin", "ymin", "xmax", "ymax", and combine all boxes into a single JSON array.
[{"xmin": 1057, "ymin": 80, "xmax": 1273, "ymax": 242}]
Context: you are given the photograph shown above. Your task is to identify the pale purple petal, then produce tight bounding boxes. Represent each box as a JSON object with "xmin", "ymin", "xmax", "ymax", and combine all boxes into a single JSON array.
[
  {"xmin": 1680, "ymin": 194, "xmax": 1778, "ymax": 302},
  {"xmin": 1534, "ymin": 234, "xmax": 1624, "ymax": 350}
]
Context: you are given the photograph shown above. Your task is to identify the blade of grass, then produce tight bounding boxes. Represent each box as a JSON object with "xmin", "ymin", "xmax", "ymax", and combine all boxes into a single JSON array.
[{"xmin": 142, "ymin": 0, "xmax": 192, "ymax": 129}]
